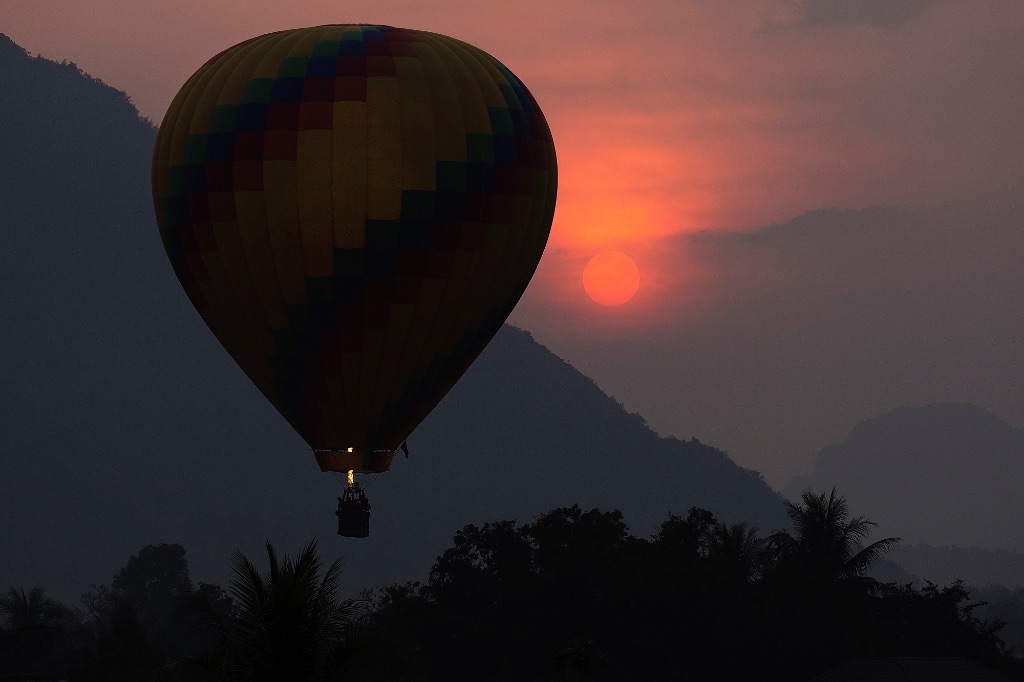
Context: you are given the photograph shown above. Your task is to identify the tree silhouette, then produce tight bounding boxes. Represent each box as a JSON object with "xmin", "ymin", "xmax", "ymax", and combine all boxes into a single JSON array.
[
  {"xmin": 217, "ymin": 540, "xmax": 352, "ymax": 680},
  {"xmin": 111, "ymin": 544, "xmax": 193, "ymax": 625},
  {"xmin": 0, "ymin": 586, "xmax": 81, "ymax": 679},
  {"xmin": 6, "ymin": 495, "xmax": 1020, "ymax": 679},
  {"xmin": 707, "ymin": 521, "xmax": 762, "ymax": 583},
  {"xmin": 785, "ymin": 487, "xmax": 899, "ymax": 580},
  {"xmin": 69, "ymin": 596, "xmax": 165, "ymax": 682},
  {"xmin": 169, "ymin": 539, "xmax": 406, "ymax": 682},
  {"xmin": 368, "ymin": 497, "xmax": 1022, "ymax": 680},
  {"xmin": 80, "ymin": 542, "xmax": 216, "ymax": 665},
  {"xmin": 0, "ymin": 585, "xmax": 74, "ymax": 628}
]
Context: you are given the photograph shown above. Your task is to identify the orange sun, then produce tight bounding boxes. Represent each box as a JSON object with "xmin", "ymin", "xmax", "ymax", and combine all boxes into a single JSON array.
[{"xmin": 582, "ymin": 251, "xmax": 641, "ymax": 306}]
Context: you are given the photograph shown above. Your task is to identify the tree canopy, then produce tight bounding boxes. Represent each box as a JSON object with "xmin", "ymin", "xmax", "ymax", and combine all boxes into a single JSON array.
[{"xmin": 2, "ymin": 490, "xmax": 1021, "ymax": 680}]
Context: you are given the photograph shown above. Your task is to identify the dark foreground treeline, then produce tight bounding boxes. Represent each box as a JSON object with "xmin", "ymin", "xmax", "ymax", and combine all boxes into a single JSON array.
[{"xmin": 3, "ymin": 489, "xmax": 1023, "ymax": 681}]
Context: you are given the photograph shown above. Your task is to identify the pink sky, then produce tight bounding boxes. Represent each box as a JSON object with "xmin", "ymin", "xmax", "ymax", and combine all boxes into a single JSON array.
[{"xmin": 7, "ymin": 2, "xmax": 1021, "ymax": 316}]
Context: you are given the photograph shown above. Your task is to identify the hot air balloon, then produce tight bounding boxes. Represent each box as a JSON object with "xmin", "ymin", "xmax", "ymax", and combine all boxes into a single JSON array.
[{"xmin": 151, "ymin": 25, "xmax": 557, "ymax": 536}]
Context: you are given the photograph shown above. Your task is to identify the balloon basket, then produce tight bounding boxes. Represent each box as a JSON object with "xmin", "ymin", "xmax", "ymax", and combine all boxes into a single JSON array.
[{"xmin": 337, "ymin": 483, "xmax": 371, "ymax": 538}]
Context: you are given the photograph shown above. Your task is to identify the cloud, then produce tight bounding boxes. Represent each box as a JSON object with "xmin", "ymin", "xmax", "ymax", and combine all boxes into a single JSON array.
[
  {"xmin": 517, "ymin": 200, "xmax": 1024, "ymax": 338},
  {"xmin": 799, "ymin": 0, "xmax": 943, "ymax": 28}
]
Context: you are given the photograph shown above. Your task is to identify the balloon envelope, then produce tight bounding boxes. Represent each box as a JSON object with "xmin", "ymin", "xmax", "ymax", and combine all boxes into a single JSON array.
[{"xmin": 152, "ymin": 26, "xmax": 556, "ymax": 472}]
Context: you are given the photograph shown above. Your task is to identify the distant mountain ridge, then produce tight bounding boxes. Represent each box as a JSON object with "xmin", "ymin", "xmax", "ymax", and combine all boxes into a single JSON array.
[
  {"xmin": 888, "ymin": 543, "xmax": 1024, "ymax": 591},
  {"xmin": 786, "ymin": 402, "xmax": 1024, "ymax": 552},
  {"xmin": 0, "ymin": 34, "xmax": 789, "ymax": 602}
]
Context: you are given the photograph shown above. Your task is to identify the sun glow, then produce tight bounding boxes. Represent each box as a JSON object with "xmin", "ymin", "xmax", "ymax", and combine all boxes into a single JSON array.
[{"xmin": 582, "ymin": 252, "xmax": 641, "ymax": 306}]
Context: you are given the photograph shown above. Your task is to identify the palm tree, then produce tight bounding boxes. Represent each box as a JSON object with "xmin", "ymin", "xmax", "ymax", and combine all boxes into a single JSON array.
[
  {"xmin": 785, "ymin": 487, "xmax": 898, "ymax": 580},
  {"xmin": 0, "ymin": 586, "xmax": 73, "ymax": 629},
  {"xmin": 231, "ymin": 540, "xmax": 354, "ymax": 679},
  {"xmin": 707, "ymin": 522, "xmax": 762, "ymax": 583},
  {"xmin": 167, "ymin": 540, "xmax": 408, "ymax": 682},
  {"xmin": 0, "ymin": 586, "xmax": 80, "ymax": 679},
  {"xmin": 166, "ymin": 540, "xmax": 354, "ymax": 681}
]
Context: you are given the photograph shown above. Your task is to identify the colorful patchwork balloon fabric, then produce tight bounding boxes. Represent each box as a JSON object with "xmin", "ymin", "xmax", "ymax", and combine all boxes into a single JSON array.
[{"xmin": 152, "ymin": 26, "xmax": 557, "ymax": 472}]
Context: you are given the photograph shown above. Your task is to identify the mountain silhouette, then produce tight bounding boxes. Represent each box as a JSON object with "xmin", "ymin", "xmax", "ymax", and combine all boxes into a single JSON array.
[
  {"xmin": 887, "ymin": 543, "xmax": 1024, "ymax": 591},
  {"xmin": 0, "ymin": 34, "xmax": 789, "ymax": 602},
  {"xmin": 786, "ymin": 403, "xmax": 1024, "ymax": 553}
]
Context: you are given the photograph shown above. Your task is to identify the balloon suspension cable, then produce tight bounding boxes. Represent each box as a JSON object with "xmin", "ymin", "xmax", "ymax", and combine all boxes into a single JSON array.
[
  {"xmin": 360, "ymin": 472, "xmax": 382, "ymax": 491},
  {"xmin": 360, "ymin": 446, "xmax": 396, "ymax": 491}
]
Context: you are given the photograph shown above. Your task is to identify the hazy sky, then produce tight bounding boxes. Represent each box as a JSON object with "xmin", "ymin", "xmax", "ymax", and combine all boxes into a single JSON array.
[{"xmin": 5, "ymin": 0, "xmax": 1023, "ymax": 485}]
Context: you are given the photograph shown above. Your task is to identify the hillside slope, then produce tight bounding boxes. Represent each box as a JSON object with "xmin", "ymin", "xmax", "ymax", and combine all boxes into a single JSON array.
[{"xmin": 786, "ymin": 403, "xmax": 1024, "ymax": 551}]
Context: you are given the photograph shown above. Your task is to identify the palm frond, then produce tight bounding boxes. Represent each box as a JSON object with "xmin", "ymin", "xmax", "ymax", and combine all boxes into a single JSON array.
[
  {"xmin": 265, "ymin": 540, "xmax": 282, "ymax": 585},
  {"xmin": 229, "ymin": 551, "xmax": 267, "ymax": 617},
  {"xmin": 844, "ymin": 537, "xmax": 900, "ymax": 576},
  {"xmin": 843, "ymin": 517, "xmax": 877, "ymax": 543},
  {"xmin": 786, "ymin": 488, "xmax": 898, "ymax": 579},
  {"xmin": 191, "ymin": 540, "xmax": 360, "ymax": 681},
  {"xmin": 321, "ymin": 620, "xmax": 414, "ymax": 682}
]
